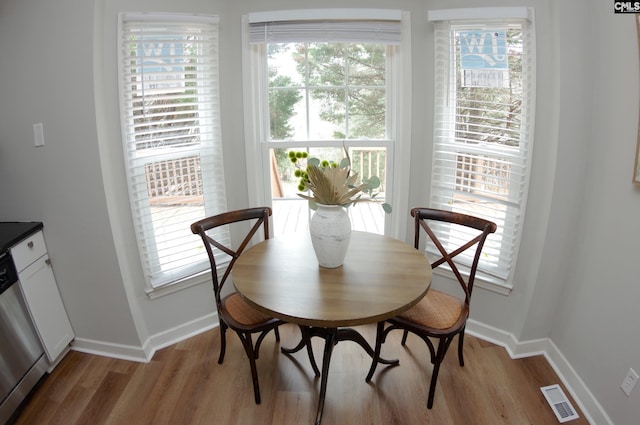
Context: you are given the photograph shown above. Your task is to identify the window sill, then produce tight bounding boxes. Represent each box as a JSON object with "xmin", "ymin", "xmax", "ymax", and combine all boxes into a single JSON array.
[{"xmin": 145, "ymin": 270, "xmax": 211, "ymax": 300}]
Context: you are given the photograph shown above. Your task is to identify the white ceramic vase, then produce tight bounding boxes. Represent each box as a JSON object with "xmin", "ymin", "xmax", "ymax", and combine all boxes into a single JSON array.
[{"xmin": 309, "ymin": 204, "xmax": 351, "ymax": 268}]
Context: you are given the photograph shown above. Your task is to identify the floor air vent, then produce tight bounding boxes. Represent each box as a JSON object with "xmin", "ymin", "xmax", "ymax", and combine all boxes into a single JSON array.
[{"xmin": 540, "ymin": 384, "xmax": 580, "ymax": 423}]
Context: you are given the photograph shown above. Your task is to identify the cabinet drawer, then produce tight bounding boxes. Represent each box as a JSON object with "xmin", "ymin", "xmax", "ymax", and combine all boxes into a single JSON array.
[{"xmin": 11, "ymin": 231, "xmax": 47, "ymax": 272}]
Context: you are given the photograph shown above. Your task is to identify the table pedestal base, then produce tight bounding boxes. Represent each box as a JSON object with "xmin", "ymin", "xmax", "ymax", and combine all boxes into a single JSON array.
[{"xmin": 281, "ymin": 326, "xmax": 399, "ymax": 425}]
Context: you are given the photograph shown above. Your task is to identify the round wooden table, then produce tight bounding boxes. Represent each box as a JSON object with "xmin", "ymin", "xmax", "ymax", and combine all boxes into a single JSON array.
[{"xmin": 232, "ymin": 231, "xmax": 431, "ymax": 424}]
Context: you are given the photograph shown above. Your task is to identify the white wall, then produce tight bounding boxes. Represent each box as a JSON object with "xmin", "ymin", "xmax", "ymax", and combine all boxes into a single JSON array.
[
  {"xmin": 0, "ymin": 0, "xmax": 143, "ymax": 349},
  {"xmin": 549, "ymin": 1, "xmax": 640, "ymax": 424},
  {"xmin": 2, "ymin": 0, "xmax": 639, "ymax": 423}
]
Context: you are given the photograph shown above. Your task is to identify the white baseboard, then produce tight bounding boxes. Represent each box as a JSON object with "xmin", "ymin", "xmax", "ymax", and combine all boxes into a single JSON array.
[
  {"xmin": 146, "ymin": 312, "xmax": 219, "ymax": 354},
  {"xmin": 70, "ymin": 312, "xmax": 219, "ymax": 363},
  {"xmin": 466, "ymin": 319, "xmax": 613, "ymax": 425},
  {"xmin": 71, "ymin": 337, "xmax": 151, "ymax": 363}
]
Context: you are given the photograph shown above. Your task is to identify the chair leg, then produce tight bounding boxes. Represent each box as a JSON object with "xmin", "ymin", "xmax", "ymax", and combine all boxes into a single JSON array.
[
  {"xmin": 366, "ymin": 321, "xmax": 385, "ymax": 382},
  {"xmin": 457, "ymin": 328, "xmax": 465, "ymax": 367},
  {"xmin": 427, "ymin": 337, "xmax": 448, "ymax": 409},
  {"xmin": 274, "ymin": 325, "xmax": 281, "ymax": 342},
  {"xmin": 238, "ymin": 331, "xmax": 262, "ymax": 404},
  {"xmin": 218, "ymin": 321, "xmax": 228, "ymax": 364}
]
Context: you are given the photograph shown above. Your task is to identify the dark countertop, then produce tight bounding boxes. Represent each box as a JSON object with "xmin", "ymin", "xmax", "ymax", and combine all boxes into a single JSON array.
[{"xmin": 0, "ymin": 222, "xmax": 44, "ymax": 256}]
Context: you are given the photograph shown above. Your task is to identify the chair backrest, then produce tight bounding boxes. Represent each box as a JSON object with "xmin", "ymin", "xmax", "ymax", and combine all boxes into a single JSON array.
[
  {"xmin": 190, "ymin": 207, "xmax": 272, "ymax": 307},
  {"xmin": 411, "ymin": 207, "xmax": 497, "ymax": 305}
]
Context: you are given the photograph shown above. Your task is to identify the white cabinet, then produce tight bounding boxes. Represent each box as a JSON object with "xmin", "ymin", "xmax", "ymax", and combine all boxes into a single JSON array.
[{"xmin": 11, "ymin": 230, "xmax": 74, "ymax": 363}]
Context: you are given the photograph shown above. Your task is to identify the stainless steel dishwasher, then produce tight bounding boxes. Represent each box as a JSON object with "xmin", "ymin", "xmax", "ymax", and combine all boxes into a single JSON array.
[{"xmin": 0, "ymin": 252, "xmax": 47, "ymax": 425}]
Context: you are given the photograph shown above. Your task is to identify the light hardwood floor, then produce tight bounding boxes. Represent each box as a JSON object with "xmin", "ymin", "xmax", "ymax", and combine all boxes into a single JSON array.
[{"xmin": 13, "ymin": 323, "xmax": 590, "ymax": 425}]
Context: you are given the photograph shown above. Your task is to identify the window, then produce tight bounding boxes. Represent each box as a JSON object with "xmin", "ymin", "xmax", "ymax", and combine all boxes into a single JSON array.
[
  {"xmin": 243, "ymin": 10, "xmax": 411, "ymax": 237},
  {"xmin": 118, "ymin": 13, "xmax": 228, "ymax": 289},
  {"xmin": 428, "ymin": 8, "xmax": 536, "ymax": 289}
]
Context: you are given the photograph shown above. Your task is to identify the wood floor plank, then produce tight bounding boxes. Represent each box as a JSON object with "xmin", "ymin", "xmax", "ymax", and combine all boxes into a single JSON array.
[
  {"xmin": 12, "ymin": 396, "xmax": 59, "ymax": 425},
  {"xmin": 73, "ymin": 370, "xmax": 131, "ymax": 425},
  {"xmin": 13, "ymin": 323, "xmax": 590, "ymax": 425},
  {"xmin": 103, "ymin": 356, "xmax": 166, "ymax": 425},
  {"xmin": 39, "ymin": 351, "xmax": 93, "ymax": 404},
  {"xmin": 45, "ymin": 383, "xmax": 95, "ymax": 425},
  {"xmin": 272, "ymin": 391, "xmax": 314, "ymax": 425}
]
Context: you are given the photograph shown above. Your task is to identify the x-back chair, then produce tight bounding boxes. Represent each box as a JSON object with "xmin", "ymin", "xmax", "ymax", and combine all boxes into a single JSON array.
[
  {"xmin": 191, "ymin": 207, "xmax": 284, "ymax": 404},
  {"xmin": 366, "ymin": 207, "xmax": 497, "ymax": 408}
]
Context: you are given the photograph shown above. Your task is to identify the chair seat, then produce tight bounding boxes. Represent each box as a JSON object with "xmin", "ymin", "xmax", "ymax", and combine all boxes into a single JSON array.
[
  {"xmin": 223, "ymin": 292, "xmax": 274, "ymax": 326},
  {"xmin": 397, "ymin": 289, "xmax": 465, "ymax": 330}
]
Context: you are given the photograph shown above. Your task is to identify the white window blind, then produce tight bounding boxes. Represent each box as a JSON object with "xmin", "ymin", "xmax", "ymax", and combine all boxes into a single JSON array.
[
  {"xmin": 248, "ymin": 20, "xmax": 401, "ymax": 44},
  {"xmin": 248, "ymin": 9, "xmax": 402, "ymax": 44},
  {"xmin": 429, "ymin": 9, "xmax": 535, "ymax": 287},
  {"xmin": 118, "ymin": 13, "xmax": 229, "ymax": 289}
]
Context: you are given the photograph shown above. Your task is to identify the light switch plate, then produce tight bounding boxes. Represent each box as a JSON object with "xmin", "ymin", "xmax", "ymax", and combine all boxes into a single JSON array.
[
  {"xmin": 33, "ymin": 123, "xmax": 44, "ymax": 147},
  {"xmin": 621, "ymin": 368, "xmax": 638, "ymax": 396}
]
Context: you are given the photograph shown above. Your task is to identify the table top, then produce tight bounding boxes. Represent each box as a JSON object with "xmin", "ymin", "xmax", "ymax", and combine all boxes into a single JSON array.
[{"xmin": 232, "ymin": 231, "xmax": 432, "ymax": 327}]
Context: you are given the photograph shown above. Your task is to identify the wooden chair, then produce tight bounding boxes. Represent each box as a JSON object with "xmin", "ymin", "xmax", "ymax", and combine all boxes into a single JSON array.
[
  {"xmin": 366, "ymin": 207, "xmax": 497, "ymax": 408},
  {"xmin": 190, "ymin": 207, "xmax": 284, "ymax": 404}
]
